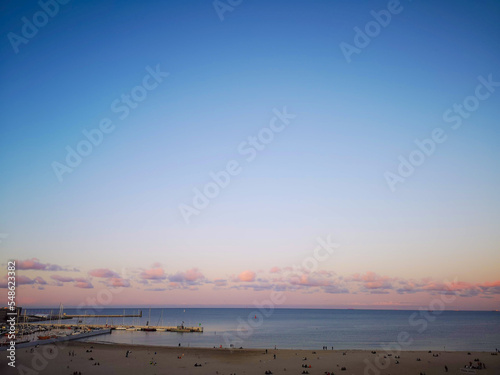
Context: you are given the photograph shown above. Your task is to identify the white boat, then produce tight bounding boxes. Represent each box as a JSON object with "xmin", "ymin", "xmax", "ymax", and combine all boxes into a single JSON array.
[{"xmin": 115, "ymin": 326, "xmax": 127, "ymax": 330}]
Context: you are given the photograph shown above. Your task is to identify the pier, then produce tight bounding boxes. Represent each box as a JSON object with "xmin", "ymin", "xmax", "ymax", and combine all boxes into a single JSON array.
[
  {"xmin": 63, "ymin": 312, "xmax": 143, "ymax": 318},
  {"xmin": 24, "ymin": 322, "xmax": 203, "ymax": 333},
  {"xmin": 0, "ymin": 329, "xmax": 112, "ymax": 351}
]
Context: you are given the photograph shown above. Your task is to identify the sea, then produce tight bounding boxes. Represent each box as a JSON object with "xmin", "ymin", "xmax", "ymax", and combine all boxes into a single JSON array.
[{"xmin": 25, "ymin": 308, "xmax": 500, "ymax": 351}]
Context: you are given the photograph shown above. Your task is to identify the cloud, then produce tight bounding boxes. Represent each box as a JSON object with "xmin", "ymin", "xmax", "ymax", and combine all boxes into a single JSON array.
[
  {"xmin": 237, "ymin": 270, "xmax": 256, "ymax": 282},
  {"xmin": 287, "ymin": 272, "xmax": 349, "ymax": 294},
  {"xmin": 270, "ymin": 267, "xmax": 282, "ymax": 274},
  {"xmin": 169, "ymin": 268, "xmax": 205, "ymax": 284},
  {"xmin": 478, "ymin": 280, "xmax": 500, "ymax": 295},
  {"xmin": 107, "ymin": 278, "xmax": 130, "ymax": 287},
  {"xmin": 0, "ymin": 275, "xmax": 38, "ymax": 288},
  {"xmin": 74, "ymin": 279, "xmax": 93, "ymax": 289},
  {"xmin": 323, "ymin": 285, "xmax": 349, "ymax": 294},
  {"xmin": 289, "ymin": 274, "xmax": 330, "ymax": 287},
  {"xmin": 18, "ymin": 275, "xmax": 36, "ymax": 285},
  {"xmin": 348, "ymin": 271, "xmax": 394, "ymax": 291},
  {"xmin": 16, "ymin": 258, "xmax": 74, "ymax": 271},
  {"xmin": 145, "ymin": 288, "xmax": 166, "ymax": 292},
  {"xmin": 33, "ymin": 276, "xmax": 47, "ymax": 285},
  {"xmin": 50, "ymin": 275, "xmax": 74, "ymax": 283},
  {"xmin": 231, "ymin": 283, "xmax": 275, "ymax": 292},
  {"xmin": 140, "ymin": 267, "xmax": 166, "ymax": 280},
  {"xmin": 213, "ymin": 278, "xmax": 227, "ymax": 287},
  {"xmin": 89, "ymin": 268, "xmax": 119, "ymax": 278}
]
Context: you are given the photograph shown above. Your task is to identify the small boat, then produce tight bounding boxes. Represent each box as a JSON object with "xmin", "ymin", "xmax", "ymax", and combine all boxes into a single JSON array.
[
  {"xmin": 142, "ymin": 327, "xmax": 156, "ymax": 332},
  {"xmin": 115, "ymin": 326, "xmax": 127, "ymax": 330}
]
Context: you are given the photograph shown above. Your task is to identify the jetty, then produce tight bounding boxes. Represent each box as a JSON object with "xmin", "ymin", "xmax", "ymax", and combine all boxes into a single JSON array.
[
  {"xmin": 22, "ymin": 306, "xmax": 203, "ymax": 333},
  {"xmin": 0, "ymin": 329, "xmax": 112, "ymax": 351},
  {"xmin": 24, "ymin": 322, "xmax": 203, "ymax": 333},
  {"xmin": 63, "ymin": 311, "xmax": 143, "ymax": 318}
]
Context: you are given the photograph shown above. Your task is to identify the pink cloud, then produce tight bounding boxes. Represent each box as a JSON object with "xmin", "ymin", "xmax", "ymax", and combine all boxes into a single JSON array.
[
  {"xmin": 479, "ymin": 280, "xmax": 500, "ymax": 288},
  {"xmin": 238, "ymin": 270, "xmax": 256, "ymax": 282},
  {"xmin": 50, "ymin": 275, "xmax": 74, "ymax": 283},
  {"xmin": 17, "ymin": 258, "xmax": 63, "ymax": 271},
  {"xmin": 140, "ymin": 267, "xmax": 166, "ymax": 280},
  {"xmin": 478, "ymin": 280, "xmax": 500, "ymax": 295},
  {"xmin": 169, "ymin": 268, "xmax": 204, "ymax": 284},
  {"xmin": 17, "ymin": 275, "xmax": 36, "ymax": 285},
  {"xmin": 270, "ymin": 267, "xmax": 282, "ymax": 274},
  {"xmin": 74, "ymin": 280, "xmax": 93, "ymax": 289},
  {"xmin": 89, "ymin": 268, "xmax": 119, "ymax": 278},
  {"xmin": 107, "ymin": 278, "xmax": 130, "ymax": 287},
  {"xmin": 0, "ymin": 275, "xmax": 38, "ymax": 288},
  {"xmin": 289, "ymin": 274, "xmax": 330, "ymax": 287},
  {"xmin": 34, "ymin": 276, "xmax": 47, "ymax": 285},
  {"xmin": 349, "ymin": 271, "xmax": 394, "ymax": 291}
]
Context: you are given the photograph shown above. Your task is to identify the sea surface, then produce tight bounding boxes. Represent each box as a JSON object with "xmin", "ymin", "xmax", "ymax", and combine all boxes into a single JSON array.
[{"xmin": 25, "ymin": 308, "xmax": 500, "ymax": 351}]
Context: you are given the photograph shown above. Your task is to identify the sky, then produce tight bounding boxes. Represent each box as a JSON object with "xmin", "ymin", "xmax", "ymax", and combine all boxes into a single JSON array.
[{"xmin": 0, "ymin": 0, "xmax": 499, "ymax": 310}]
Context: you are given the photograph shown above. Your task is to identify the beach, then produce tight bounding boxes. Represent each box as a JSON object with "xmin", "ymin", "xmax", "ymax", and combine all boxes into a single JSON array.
[{"xmin": 2, "ymin": 341, "xmax": 499, "ymax": 375}]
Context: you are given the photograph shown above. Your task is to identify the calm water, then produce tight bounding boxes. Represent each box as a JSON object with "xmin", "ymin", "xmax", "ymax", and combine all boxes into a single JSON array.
[{"xmin": 26, "ymin": 308, "xmax": 500, "ymax": 351}]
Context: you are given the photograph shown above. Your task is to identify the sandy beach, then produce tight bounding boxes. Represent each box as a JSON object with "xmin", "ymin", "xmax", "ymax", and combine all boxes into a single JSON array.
[{"xmin": 1, "ymin": 341, "xmax": 499, "ymax": 375}]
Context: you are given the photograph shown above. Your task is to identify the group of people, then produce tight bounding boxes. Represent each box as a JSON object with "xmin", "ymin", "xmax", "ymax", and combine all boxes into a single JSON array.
[{"xmin": 464, "ymin": 360, "xmax": 487, "ymax": 370}]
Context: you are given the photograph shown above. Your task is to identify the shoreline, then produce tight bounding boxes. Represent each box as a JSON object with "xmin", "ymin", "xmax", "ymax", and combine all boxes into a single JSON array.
[
  {"xmin": 2, "ymin": 341, "xmax": 499, "ymax": 374},
  {"xmin": 78, "ymin": 339, "xmax": 499, "ymax": 353}
]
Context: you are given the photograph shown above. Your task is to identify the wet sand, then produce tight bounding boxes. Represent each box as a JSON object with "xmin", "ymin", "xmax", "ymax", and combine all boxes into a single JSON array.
[{"xmin": 1, "ymin": 341, "xmax": 499, "ymax": 374}]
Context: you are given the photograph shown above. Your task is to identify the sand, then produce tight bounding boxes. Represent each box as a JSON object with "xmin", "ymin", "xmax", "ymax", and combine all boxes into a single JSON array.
[{"xmin": 1, "ymin": 341, "xmax": 499, "ymax": 374}]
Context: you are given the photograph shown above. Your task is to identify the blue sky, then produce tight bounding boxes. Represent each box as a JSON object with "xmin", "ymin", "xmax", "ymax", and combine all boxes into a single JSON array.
[{"xmin": 1, "ymin": 0, "xmax": 499, "ymax": 308}]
